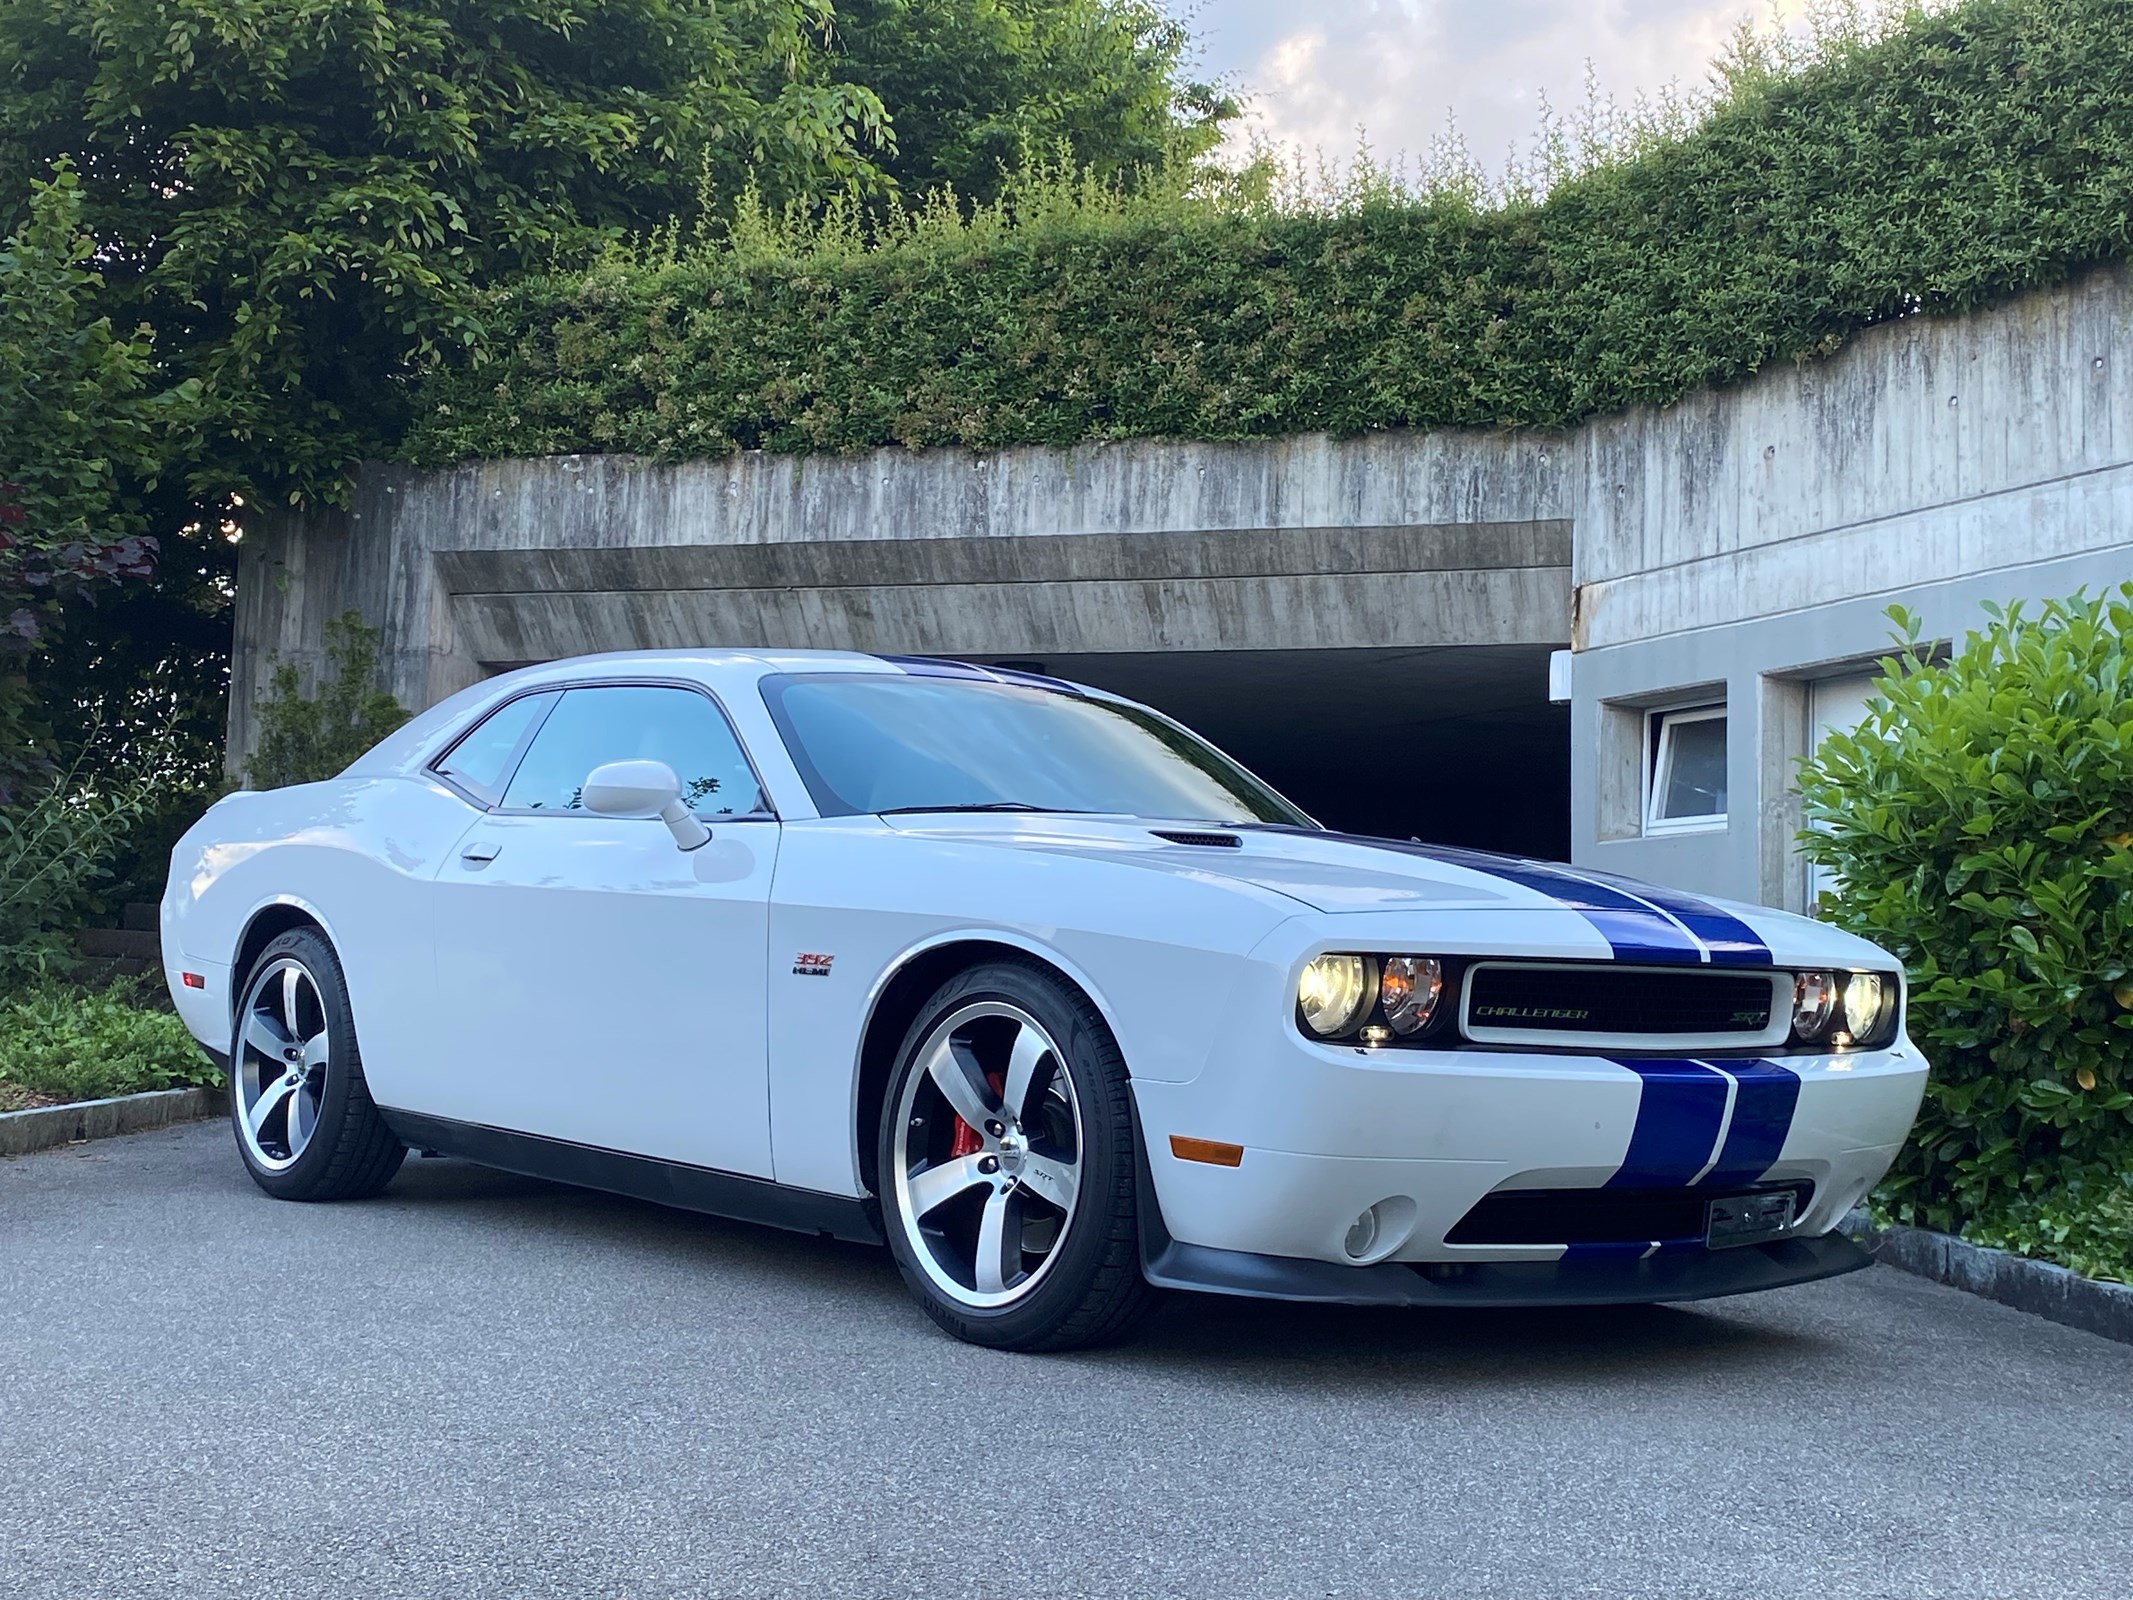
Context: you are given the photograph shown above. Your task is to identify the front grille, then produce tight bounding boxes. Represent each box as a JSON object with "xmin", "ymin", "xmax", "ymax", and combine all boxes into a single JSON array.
[
  {"xmin": 1464, "ymin": 964, "xmax": 1775, "ymax": 1037},
  {"xmin": 1447, "ymin": 1182, "xmax": 1815, "ymax": 1246}
]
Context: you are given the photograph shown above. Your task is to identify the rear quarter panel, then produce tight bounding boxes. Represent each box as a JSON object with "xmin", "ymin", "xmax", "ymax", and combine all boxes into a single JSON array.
[{"xmin": 162, "ymin": 776, "xmax": 480, "ymax": 1105}]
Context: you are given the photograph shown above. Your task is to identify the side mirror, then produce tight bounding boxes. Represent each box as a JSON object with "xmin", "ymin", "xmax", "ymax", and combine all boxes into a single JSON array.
[{"xmin": 580, "ymin": 759, "xmax": 712, "ymax": 851}]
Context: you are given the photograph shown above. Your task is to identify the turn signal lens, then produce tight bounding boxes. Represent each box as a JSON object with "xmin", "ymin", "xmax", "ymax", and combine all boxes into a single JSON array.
[
  {"xmin": 1379, "ymin": 956, "xmax": 1444, "ymax": 1035},
  {"xmin": 1843, "ymin": 972, "xmax": 1889, "ymax": 1040},
  {"xmin": 1792, "ymin": 970, "xmax": 1837, "ymax": 1039},
  {"xmin": 1299, "ymin": 954, "xmax": 1373, "ymax": 1038}
]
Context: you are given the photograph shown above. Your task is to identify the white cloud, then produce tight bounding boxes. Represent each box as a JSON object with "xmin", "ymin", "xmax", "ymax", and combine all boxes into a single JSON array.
[{"xmin": 1184, "ymin": 0, "xmax": 1780, "ymax": 180}]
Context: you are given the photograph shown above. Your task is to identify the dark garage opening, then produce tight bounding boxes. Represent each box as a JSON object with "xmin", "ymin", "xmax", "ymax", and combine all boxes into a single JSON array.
[{"xmin": 969, "ymin": 645, "xmax": 1572, "ymax": 861}]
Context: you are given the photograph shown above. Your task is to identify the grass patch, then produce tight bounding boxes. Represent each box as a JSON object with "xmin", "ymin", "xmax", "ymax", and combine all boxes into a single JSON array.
[{"xmin": 0, "ymin": 981, "xmax": 220, "ymax": 1107}]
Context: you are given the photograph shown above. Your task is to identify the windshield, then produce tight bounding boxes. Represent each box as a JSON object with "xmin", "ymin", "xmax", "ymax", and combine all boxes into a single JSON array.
[{"xmin": 760, "ymin": 672, "xmax": 1314, "ymax": 826}]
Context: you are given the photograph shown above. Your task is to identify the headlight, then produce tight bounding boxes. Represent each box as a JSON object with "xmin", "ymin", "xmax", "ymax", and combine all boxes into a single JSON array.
[
  {"xmin": 1790, "ymin": 968, "xmax": 1898, "ymax": 1048},
  {"xmin": 1379, "ymin": 956, "xmax": 1444, "ymax": 1035},
  {"xmin": 1792, "ymin": 970, "xmax": 1837, "ymax": 1038},
  {"xmin": 1298, "ymin": 954, "xmax": 1373, "ymax": 1038},
  {"xmin": 1843, "ymin": 972, "xmax": 1890, "ymax": 1040}
]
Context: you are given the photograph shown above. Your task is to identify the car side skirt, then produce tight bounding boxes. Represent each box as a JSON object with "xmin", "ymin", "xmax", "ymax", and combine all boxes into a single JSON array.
[
  {"xmin": 379, "ymin": 1111, "xmax": 885, "ymax": 1245},
  {"xmin": 1142, "ymin": 1231, "xmax": 1871, "ymax": 1308}
]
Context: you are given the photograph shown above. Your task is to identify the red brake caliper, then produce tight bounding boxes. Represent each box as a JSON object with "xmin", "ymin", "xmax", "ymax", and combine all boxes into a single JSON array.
[{"xmin": 946, "ymin": 1071, "xmax": 1007, "ymax": 1159}]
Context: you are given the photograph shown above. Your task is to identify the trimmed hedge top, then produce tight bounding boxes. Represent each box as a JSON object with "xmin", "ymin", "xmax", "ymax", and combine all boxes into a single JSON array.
[{"xmin": 406, "ymin": 0, "xmax": 2133, "ymax": 465}]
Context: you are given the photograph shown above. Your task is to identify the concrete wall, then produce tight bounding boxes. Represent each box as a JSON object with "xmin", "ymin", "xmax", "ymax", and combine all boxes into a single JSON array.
[
  {"xmin": 235, "ymin": 264, "xmax": 2133, "ymax": 904},
  {"xmin": 231, "ymin": 431, "xmax": 1573, "ymax": 765},
  {"xmin": 1566, "ymin": 264, "xmax": 2133, "ymax": 908}
]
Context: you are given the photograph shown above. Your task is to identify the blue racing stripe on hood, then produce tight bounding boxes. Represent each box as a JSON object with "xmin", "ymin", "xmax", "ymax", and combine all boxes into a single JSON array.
[
  {"xmin": 1606, "ymin": 1058, "xmax": 1729, "ymax": 1187},
  {"xmin": 1577, "ymin": 869, "xmax": 1772, "ymax": 967},
  {"xmin": 1323, "ymin": 837, "xmax": 1705, "ymax": 965}
]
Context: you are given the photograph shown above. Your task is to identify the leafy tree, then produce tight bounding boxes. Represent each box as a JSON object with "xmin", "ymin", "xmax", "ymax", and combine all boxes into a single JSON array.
[
  {"xmin": 0, "ymin": 0, "xmax": 895, "ymax": 510},
  {"xmin": 247, "ymin": 610, "xmax": 410, "ymax": 789},
  {"xmin": 830, "ymin": 0, "xmax": 1235, "ymax": 204},
  {"xmin": 0, "ymin": 160, "xmax": 196, "ymax": 801}
]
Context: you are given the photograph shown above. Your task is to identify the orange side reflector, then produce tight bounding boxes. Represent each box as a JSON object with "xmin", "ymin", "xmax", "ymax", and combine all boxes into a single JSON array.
[
  {"xmin": 1169, "ymin": 1135, "xmax": 1244, "ymax": 1168},
  {"xmin": 181, "ymin": 973, "xmax": 205, "ymax": 989}
]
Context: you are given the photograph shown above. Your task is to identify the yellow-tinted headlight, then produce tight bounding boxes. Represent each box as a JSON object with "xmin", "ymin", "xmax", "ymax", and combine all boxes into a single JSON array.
[
  {"xmin": 1299, "ymin": 954, "xmax": 1373, "ymax": 1038},
  {"xmin": 1843, "ymin": 972, "xmax": 1887, "ymax": 1039}
]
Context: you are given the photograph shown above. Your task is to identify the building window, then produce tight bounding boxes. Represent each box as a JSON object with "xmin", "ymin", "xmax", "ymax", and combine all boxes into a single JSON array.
[{"xmin": 1646, "ymin": 704, "xmax": 1727, "ymax": 833}]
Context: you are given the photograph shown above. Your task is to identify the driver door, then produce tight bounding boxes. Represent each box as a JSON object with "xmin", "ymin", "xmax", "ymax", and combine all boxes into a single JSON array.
[{"xmin": 426, "ymin": 681, "xmax": 778, "ymax": 1177}]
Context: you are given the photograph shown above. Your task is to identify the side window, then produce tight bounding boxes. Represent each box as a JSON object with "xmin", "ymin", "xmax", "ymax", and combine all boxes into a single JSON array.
[
  {"xmin": 434, "ymin": 691, "xmax": 558, "ymax": 805},
  {"xmin": 1645, "ymin": 704, "xmax": 1728, "ymax": 833},
  {"xmin": 499, "ymin": 685, "xmax": 766, "ymax": 817}
]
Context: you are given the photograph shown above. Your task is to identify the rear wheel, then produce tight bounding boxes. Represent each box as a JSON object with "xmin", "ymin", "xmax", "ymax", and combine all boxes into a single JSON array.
[
  {"xmin": 230, "ymin": 927, "xmax": 405, "ymax": 1201},
  {"xmin": 879, "ymin": 961, "xmax": 1154, "ymax": 1351}
]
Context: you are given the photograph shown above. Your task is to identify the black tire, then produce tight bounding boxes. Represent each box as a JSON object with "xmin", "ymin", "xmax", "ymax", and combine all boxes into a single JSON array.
[
  {"xmin": 878, "ymin": 960, "xmax": 1155, "ymax": 1352},
  {"xmin": 230, "ymin": 927, "xmax": 406, "ymax": 1201}
]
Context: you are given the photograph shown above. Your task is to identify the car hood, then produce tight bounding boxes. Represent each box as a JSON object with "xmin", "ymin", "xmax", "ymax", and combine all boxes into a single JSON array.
[{"xmin": 878, "ymin": 814, "xmax": 1889, "ymax": 968}]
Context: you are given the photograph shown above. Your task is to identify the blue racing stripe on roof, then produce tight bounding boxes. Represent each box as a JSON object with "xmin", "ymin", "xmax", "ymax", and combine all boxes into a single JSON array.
[
  {"xmin": 1700, "ymin": 1059, "xmax": 1801, "ymax": 1187},
  {"xmin": 877, "ymin": 654, "xmax": 994, "ymax": 680},
  {"xmin": 1606, "ymin": 1058, "xmax": 1730, "ymax": 1188},
  {"xmin": 983, "ymin": 665, "xmax": 1086, "ymax": 695}
]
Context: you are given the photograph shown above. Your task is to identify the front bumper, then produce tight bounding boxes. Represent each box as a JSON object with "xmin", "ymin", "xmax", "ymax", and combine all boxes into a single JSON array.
[{"xmin": 1129, "ymin": 1024, "xmax": 1928, "ymax": 1295}]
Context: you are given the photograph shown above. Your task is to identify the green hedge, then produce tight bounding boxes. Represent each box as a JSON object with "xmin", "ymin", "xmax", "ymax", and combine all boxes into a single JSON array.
[
  {"xmin": 407, "ymin": 0, "xmax": 2133, "ymax": 465},
  {"xmin": 1799, "ymin": 587, "xmax": 2133, "ymax": 1282}
]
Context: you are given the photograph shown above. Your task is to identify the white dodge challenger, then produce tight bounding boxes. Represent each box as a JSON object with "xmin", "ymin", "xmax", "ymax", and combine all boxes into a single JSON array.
[{"xmin": 162, "ymin": 650, "xmax": 1927, "ymax": 1349}]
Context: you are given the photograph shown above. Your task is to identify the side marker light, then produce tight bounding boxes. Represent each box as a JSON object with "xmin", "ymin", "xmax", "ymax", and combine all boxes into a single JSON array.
[{"xmin": 1170, "ymin": 1136, "xmax": 1245, "ymax": 1168}]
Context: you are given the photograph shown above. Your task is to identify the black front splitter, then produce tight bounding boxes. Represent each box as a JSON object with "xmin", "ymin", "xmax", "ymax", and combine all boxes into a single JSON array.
[{"xmin": 1142, "ymin": 1231, "xmax": 1871, "ymax": 1308}]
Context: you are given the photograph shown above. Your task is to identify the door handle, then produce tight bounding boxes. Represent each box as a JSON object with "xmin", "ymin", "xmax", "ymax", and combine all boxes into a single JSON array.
[{"xmin": 459, "ymin": 841, "xmax": 500, "ymax": 865}]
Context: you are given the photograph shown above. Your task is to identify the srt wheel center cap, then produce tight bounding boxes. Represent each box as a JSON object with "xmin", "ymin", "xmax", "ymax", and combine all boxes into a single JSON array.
[{"xmin": 995, "ymin": 1128, "xmax": 1028, "ymax": 1175}]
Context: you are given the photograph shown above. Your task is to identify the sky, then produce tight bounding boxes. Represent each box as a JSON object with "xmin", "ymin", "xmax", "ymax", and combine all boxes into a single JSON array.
[{"xmin": 1184, "ymin": 1, "xmax": 1784, "ymax": 177}]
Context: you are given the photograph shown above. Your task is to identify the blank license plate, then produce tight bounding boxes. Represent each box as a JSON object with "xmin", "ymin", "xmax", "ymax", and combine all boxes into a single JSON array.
[{"xmin": 1705, "ymin": 1191, "xmax": 1797, "ymax": 1249}]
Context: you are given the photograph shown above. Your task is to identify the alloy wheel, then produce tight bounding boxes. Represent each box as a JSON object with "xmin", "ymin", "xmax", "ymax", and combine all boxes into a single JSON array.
[
  {"xmin": 891, "ymin": 1002, "xmax": 1085, "ymax": 1309},
  {"xmin": 235, "ymin": 958, "xmax": 331, "ymax": 1173}
]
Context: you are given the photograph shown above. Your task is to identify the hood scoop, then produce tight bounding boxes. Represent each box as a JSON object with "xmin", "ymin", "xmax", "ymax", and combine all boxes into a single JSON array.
[{"xmin": 1148, "ymin": 828, "xmax": 1243, "ymax": 849}]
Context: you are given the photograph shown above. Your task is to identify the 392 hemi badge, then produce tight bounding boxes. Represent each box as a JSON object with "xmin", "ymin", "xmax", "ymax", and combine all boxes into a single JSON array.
[{"xmin": 793, "ymin": 952, "xmax": 835, "ymax": 977}]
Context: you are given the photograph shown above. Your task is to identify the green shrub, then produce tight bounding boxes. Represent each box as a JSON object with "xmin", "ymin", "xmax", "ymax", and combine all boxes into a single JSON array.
[
  {"xmin": 1799, "ymin": 586, "xmax": 2133, "ymax": 1281},
  {"xmin": 0, "ymin": 981, "xmax": 218, "ymax": 1106},
  {"xmin": 247, "ymin": 611, "xmax": 410, "ymax": 790},
  {"xmin": 408, "ymin": 0, "xmax": 2133, "ymax": 466},
  {"xmin": 0, "ymin": 739, "xmax": 157, "ymax": 986}
]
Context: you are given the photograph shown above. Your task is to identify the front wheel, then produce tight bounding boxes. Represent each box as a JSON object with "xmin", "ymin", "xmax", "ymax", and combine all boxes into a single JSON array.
[
  {"xmin": 230, "ymin": 927, "xmax": 405, "ymax": 1201},
  {"xmin": 878, "ymin": 961, "xmax": 1154, "ymax": 1351}
]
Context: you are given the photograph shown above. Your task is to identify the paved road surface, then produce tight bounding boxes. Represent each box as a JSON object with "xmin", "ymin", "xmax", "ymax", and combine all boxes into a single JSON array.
[{"xmin": 4, "ymin": 1122, "xmax": 2129, "ymax": 1599}]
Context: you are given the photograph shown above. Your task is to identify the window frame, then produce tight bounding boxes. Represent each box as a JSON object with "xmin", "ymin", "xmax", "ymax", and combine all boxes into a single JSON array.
[
  {"xmin": 425, "ymin": 677, "xmax": 778, "ymax": 821},
  {"xmin": 1643, "ymin": 702, "xmax": 1729, "ymax": 836}
]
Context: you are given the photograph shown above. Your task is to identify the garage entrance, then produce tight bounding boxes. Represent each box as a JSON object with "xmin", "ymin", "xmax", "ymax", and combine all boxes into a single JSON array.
[{"xmin": 968, "ymin": 644, "xmax": 1570, "ymax": 859}]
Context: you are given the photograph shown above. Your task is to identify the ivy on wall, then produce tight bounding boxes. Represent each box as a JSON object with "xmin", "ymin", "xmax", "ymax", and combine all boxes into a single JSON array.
[{"xmin": 406, "ymin": 0, "xmax": 2133, "ymax": 467}]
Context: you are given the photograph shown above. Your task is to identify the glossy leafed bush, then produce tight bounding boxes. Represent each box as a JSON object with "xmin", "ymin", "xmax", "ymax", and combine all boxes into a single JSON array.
[{"xmin": 1799, "ymin": 587, "xmax": 2133, "ymax": 1280}]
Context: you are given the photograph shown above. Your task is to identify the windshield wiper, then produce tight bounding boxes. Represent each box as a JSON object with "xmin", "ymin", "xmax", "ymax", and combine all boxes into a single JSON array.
[{"xmin": 876, "ymin": 802, "xmax": 1081, "ymax": 816}]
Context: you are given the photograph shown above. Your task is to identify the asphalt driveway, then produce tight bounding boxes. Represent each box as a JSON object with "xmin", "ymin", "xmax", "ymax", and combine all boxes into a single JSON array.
[{"xmin": 3, "ymin": 1122, "xmax": 2129, "ymax": 1600}]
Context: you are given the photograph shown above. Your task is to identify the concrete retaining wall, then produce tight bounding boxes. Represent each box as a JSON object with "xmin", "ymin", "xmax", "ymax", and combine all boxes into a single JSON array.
[{"xmin": 233, "ymin": 265, "xmax": 2133, "ymax": 902}]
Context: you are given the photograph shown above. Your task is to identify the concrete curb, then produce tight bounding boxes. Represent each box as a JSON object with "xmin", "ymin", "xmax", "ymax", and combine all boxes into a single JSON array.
[
  {"xmin": 0, "ymin": 1087, "xmax": 224, "ymax": 1158},
  {"xmin": 1841, "ymin": 1209, "xmax": 2133, "ymax": 1346}
]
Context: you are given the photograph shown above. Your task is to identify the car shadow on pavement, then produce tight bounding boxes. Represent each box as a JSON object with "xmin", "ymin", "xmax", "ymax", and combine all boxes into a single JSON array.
[
  {"xmin": 1115, "ymin": 1291, "xmax": 1837, "ymax": 1388},
  {"xmin": 377, "ymin": 1156, "xmax": 1840, "ymax": 1384}
]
